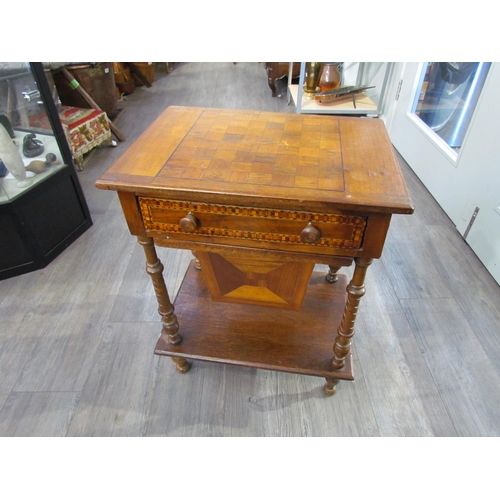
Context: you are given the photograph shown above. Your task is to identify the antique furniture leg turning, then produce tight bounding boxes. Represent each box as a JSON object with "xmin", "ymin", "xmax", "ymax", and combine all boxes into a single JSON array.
[
  {"xmin": 138, "ymin": 235, "xmax": 191, "ymax": 373},
  {"xmin": 322, "ymin": 259, "xmax": 371, "ymax": 395},
  {"xmin": 332, "ymin": 258, "xmax": 372, "ymax": 370},
  {"xmin": 326, "ymin": 265, "xmax": 341, "ymax": 283},
  {"xmin": 324, "ymin": 378, "xmax": 340, "ymax": 396}
]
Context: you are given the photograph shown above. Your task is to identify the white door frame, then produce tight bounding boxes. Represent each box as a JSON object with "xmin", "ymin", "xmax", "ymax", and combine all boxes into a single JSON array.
[{"xmin": 383, "ymin": 62, "xmax": 500, "ymax": 284}]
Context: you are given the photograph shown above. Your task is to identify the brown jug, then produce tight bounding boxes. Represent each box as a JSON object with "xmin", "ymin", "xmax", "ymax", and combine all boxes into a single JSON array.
[{"xmin": 319, "ymin": 63, "xmax": 343, "ymax": 92}]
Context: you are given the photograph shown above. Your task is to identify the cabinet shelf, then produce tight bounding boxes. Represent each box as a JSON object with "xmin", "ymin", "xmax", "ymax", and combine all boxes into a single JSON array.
[{"xmin": 288, "ymin": 84, "xmax": 378, "ymax": 115}]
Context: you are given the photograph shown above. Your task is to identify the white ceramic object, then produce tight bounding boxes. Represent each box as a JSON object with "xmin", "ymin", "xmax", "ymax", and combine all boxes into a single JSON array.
[{"xmin": 0, "ymin": 123, "xmax": 33, "ymax": 188}]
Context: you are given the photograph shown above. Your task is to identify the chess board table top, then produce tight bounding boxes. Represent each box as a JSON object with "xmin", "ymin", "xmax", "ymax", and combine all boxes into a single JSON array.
[{"xmin": 96, "ymin": 106, "xmax": 413, "ymax": 215}]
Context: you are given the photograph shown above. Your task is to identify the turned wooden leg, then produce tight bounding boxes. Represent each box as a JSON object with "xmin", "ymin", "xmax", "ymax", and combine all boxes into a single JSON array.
[
  {"xmin": 192, "ymin": 251, "xmax": 201, "ymax": 271},
  {"xmin": 267, "ymin": 77, "xmax": 278, "ymax": 97},
  {"xmin": 331, "ymin": 258, "xmax": 373, "ymax": 370},
  {"xmin": 326, "ymin": 265, "xmax": 341, "ymax": 283},
  {"xmin": 172, "ymin": 357, "xmax": 191, "ymax": 373},
  {"xmin": 324, "ymin": 378, "xmax": 339, "ymax": 396},
  {"xmin": 138, "ymin": 236, "xmax": 182, "ymax": 346}
]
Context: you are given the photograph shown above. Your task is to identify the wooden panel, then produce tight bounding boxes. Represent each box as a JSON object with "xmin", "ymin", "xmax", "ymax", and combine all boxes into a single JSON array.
[
  {"xmin": 153, "ymin": 108, "xmax": 344, "ymax": 193},
  {"xmin": 340, "ymin": 118, "xmax": 413, "ymax": 212},
  {"xmin": 117, "ymin": 191, "xmax": 146, "ymax": 236},
  {"xmin": 98, "ymin": 106, "xmax": 204, "ymax": 178},
  {"xmin": 358, "ymin": 212, "xmax": 392, "ymax": 258},
  {"xmin": 154, "ymin": 237, "xmax": 355, "ymax": 267},
  {"xmin": 139, "ymin": 197, "xmax": 367, "ymax": 250},
  {"xmin": 195, "ymin": 251, "xmax": 315, "ymax": 309}
]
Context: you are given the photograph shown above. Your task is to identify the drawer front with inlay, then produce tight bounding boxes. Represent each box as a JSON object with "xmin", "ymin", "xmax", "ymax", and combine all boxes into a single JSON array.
[{"xmin": 139, "ymin": 197, "xmax": 367, "ymax": 254}]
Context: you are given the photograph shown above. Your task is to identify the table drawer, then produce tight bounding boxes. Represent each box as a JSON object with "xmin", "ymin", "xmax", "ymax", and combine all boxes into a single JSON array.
[{"xmin": 139, "ymin": 197, "xmax": 367, "ymax": 251}]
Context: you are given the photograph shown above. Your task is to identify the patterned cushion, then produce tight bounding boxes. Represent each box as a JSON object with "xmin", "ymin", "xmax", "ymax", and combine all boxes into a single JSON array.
[{"xmin": 59, "ymin": 106, "xmax": 111, "ymax": 161}]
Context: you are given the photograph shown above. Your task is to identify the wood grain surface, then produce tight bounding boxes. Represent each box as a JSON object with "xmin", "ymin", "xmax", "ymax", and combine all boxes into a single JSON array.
[{"xmin": 96, "ymin": 106, "xmax": 413, "ymax": 215}]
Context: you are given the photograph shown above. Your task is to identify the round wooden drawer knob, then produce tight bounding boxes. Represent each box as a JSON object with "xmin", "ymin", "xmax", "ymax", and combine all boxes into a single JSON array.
[
  {"xmin": 301, "ymin": 222, "xmax": 321, "ymax": 243},
  {"xmin": 179, "ymin": 212, "xmax": 199, "ymax": 232}
]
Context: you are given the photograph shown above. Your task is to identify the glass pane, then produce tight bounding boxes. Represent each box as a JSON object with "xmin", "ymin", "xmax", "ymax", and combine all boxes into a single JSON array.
[
  {"xmin": 0, "ymin": 62, "xmax": 66, "ymax": 203},
  {"xmin": 412, "ymin": 62, "xmax": 491, "ymax": 152}
]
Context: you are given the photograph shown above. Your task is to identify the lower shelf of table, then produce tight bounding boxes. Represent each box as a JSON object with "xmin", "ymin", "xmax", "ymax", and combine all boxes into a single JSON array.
[{"xmin": 155, "ymin": 260, "xmax": 353, "ymax": 380}]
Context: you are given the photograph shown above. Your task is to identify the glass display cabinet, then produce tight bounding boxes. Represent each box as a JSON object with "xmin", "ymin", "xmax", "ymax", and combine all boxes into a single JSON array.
[
  {"xmin": 288, "ymin": 62, "xmax": 392, "ymax": 116},
  {"xmin": 0, "ymin": 62, "xmax": 92, "ymax": 280}
]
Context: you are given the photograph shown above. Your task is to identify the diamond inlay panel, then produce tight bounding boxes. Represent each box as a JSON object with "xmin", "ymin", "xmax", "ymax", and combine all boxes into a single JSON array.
[{"xmin": 195, "ymin": 252, "xmax": 315, "ymax": 310}]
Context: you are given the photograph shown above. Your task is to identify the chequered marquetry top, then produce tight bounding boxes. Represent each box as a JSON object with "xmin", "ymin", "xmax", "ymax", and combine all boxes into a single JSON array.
[
  {"xmin": 157, "ymin": 108, "xmax": 344, "ymax": 192},
  {"xmin": 96, "ymin": 106, "xmax": 414, "ymax": 215}
]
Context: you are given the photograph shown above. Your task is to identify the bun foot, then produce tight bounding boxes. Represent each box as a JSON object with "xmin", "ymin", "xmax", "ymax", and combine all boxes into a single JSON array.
[
  {"xmin": 172, "ymin": 357, "xmax": 191, "ymax": 374},
  {"xmin": 324, "ymin": 378, "xmax": 339, "ymax": 396},
  {"xmin": 326, "ymin": 266, "xmax": 341, "ymax": 283}
]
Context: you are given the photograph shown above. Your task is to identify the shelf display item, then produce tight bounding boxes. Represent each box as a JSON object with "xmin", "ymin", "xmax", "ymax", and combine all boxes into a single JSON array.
[
  {"xmin": 22, "ymin": 132, "xmax": 44, "ymax": 157},
  {"xmin": 0, "ymin": 122, "xmax": 32, "ymax": 188},
  {"xmin": 319, "ymin": 62, "xmax": 343, "ymax": 92},
  {"xmin": 303, "ymin": 62, "xmax": 323, "ymax": 98},
  {"xmin": 25, "ymin": 153, "xmax": 58, "ymax": 174},
  {"xmin": 314, "ymin": 85, "xmax": 376, "ymax": 107}
]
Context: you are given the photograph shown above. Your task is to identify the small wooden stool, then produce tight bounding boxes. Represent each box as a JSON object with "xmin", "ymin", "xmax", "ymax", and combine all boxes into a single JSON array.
[{"xmin": 59, "ymin": 106, "xmax": 112, "ymax": 170}]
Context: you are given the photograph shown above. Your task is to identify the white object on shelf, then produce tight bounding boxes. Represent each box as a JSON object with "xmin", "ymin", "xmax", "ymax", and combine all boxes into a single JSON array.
[
  {"xmin": 0, "ymin": 131, "xmax": 65, "ymax": 203},
  {"xmin": 0, "ymin": 124, "xmax": 33, "ymax": 188}
]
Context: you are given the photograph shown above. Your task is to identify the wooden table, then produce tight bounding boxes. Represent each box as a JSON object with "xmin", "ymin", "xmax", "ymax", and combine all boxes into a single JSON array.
[{"xmin": 96, "ymin": 106, "xmax": 413, "ymax": 395}]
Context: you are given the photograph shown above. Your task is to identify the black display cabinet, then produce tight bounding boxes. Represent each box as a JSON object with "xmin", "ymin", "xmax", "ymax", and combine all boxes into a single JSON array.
[{"xmin": 0, "ymin": 62, "xmax": 92, "ymax": 280}]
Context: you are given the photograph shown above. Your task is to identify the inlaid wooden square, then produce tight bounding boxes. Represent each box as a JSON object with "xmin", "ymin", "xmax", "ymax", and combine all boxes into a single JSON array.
[{"xmin": 158, "ymin": 109, "xmax": 345, "ymax": 193}]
